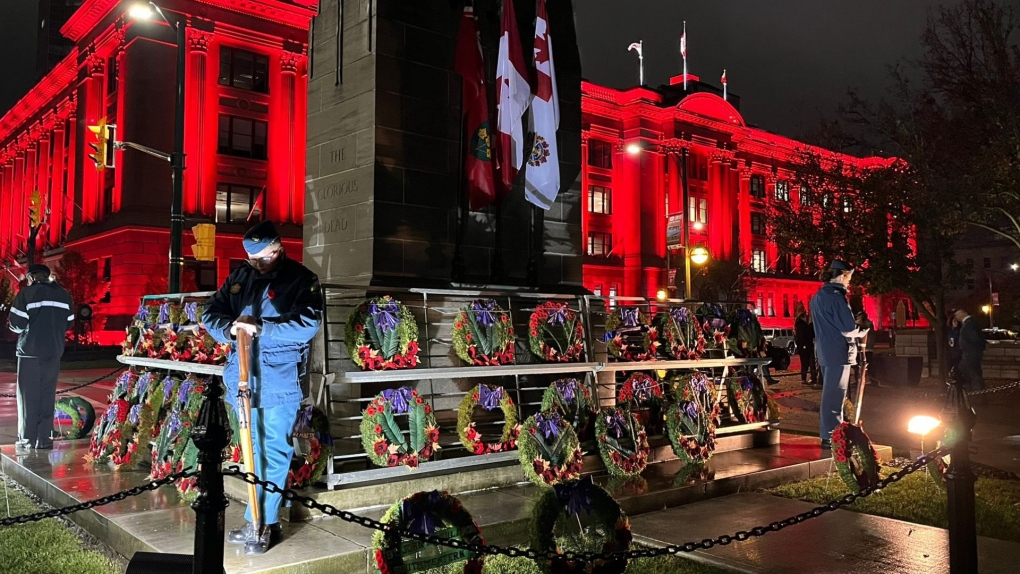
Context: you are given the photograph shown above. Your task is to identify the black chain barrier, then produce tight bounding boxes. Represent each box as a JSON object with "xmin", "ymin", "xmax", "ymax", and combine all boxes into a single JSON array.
[
  {"xmin": 966, "ymin": 380, "xmax": 1020, "ymax": 396},
  {"xmin": 0, "ymin": 469, "xmax": 195, "ymax": 527},
  {"xmin": 0, "ymin": 366, "xmax": 125, "ymax": 399},
  {"xmin": 222, "ymin": 444, "xmax": 950, "ymax": 564}
]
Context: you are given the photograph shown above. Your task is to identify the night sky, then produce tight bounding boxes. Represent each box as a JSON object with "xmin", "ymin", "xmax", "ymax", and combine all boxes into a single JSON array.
[{"xmin": 1, "ymin": 0, "xmax": 967, "ymax": 137}]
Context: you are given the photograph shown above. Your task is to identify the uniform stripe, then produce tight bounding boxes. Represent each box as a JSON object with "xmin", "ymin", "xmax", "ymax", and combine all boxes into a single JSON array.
[
  {"xmin": 26, "ymin": 300, "xmax": 71, "ymax": 311},
  {"xmin": 10, "ymin": 307, "xmax": 28, "ymax": 319},
  {"xmin": 67, "ymin": 314, "xmax": 76, "ymax": 321}
]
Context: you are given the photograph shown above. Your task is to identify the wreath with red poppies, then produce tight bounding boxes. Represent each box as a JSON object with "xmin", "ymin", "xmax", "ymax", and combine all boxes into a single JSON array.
[
  {"xmin": 288, "ymin": 405, "xmax": 333, "ymax": 488},
  {"xmin": 666, "ymin": 371, "xmax": 720, "ymax": 464},
  {"xmin": 457, "ymin": 384, "xmax": 521, "ymax": 455},
  {"xmin": 726, "ymin": 372, "xmax": 770, "ymax": 424},
  {"xmin": 518, "ymin": 411, "xmax": 584, "ymax": 487},
  {"xmin": 452, "ymin": 299, "xmax": 515, "ymax": 366},
  {"xmin": 53, "ymin": 397, "xmax": 96, "ymax": 440},
  {"xmin": 346, "ymin": 296, "xmax": 420, "ymax": 371},
  {"xmin": 656, "ymin": 307, "xmax": 706, "ymax": 360},
  {"xmin": 603, "ymin": 307, "xmax": 660, "ymax": 361},
  {"xmin": 831, "ymin": 421, "xmax": 880, "ymax": 493},
  {"xmin": 528, "ymin": 301, "xmax": 586, "ymax": 363},
  {"xmin": 616, "ymin": 372, "xmax": 664, "ymax": 410},
  {"xmin": 595, "ymin": 407, "xmax": 650, "ymax": 477},
  {"xmin": 373, "ymin": 490, "xmax": 485, "ymax": 574},
  {"xmin": 361, "ymin": 387, "xmax": 440, "ymax": 469}
]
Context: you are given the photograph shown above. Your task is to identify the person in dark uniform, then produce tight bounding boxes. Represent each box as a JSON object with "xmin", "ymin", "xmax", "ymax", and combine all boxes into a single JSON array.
[
  {"xmin": 810, "ymin": 260, "xmax": 868, "ymax": 448},
  {"xmin": 202, "ymin": 221, "xmax": 323, "ymax": 555},
  {"xmin": 952, "ymin": 307, "xmax": 986, "ymax": 393},
  {"xmin": 7, "ymin": 264, "xmax": 74, "ymax": 450}
]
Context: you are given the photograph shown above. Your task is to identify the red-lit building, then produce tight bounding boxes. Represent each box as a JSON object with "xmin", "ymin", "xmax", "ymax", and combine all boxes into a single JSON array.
[
  {"xmin": 579, "ymin": 76, "xmax": 895, "ymax": 329},
  {"xmin": 0, "ymin": 0, "xmax": 316, "ymax": 342}
]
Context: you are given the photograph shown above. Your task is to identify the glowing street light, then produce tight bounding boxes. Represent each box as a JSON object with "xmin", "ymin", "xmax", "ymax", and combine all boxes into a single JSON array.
[
  {"xmin": 656, "ymin": 288, "xmax": 668, "ymax": 301},
  {"xmin": 907, "ymin": 415, "xmax": 941, "ymax": 436},
  {"xmin": 981, "ymin": 304, "xmax": 991, "ymax": 315},
  {"xmin": 128, "ymin": 4, "xmax": 154, "ymax": 19},
  {"xmin": 626, "ymin": 142, "xmax": 642, "ymax": 155},
  {"xmin": 1011, "ymin": 263, "xmax": 1018, "ymax": 271},
  {"xmin": 690, "ymin": 246, "xmax": 710, "ymax": 266}
]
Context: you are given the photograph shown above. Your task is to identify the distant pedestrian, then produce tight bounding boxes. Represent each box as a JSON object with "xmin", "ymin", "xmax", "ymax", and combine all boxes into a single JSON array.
[
  {"xmin": 952, "ymin": 308, "xmax": 986, "ymax": 392},
  {"xmin": 810, "ymin": 260, "xmax": 868, "ymax": 448},
  {"xmin": 7, "ymin": 264, "xmax": 74, "ymax": 450},
  {"xmin": 794, "ymin": 309, "xmax": 817, "ymax": 387}
]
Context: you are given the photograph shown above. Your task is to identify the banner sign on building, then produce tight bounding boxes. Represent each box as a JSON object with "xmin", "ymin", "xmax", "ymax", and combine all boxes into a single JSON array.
[{"xmin": 666, "ymin": 213, "xmax": 683, "ymax": 250}]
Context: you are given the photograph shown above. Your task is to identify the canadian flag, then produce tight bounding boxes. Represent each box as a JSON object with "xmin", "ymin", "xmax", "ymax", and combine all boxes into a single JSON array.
[
  {"xmin": 524, "ymin": 0, "xmax": 559, "ymax": 210},
  {"xmin": 680, "ymin": 30, "xmax": 687, "ymax": 59},
  {"xmin": 721, "ymin": 69, "xmax": 727, "ymax": 85},
  {"xmin": 495, "ymin": 0, "xmax": 531, "ymax": 198}
]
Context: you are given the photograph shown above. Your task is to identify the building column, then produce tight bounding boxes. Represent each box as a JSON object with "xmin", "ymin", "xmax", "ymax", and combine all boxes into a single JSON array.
[
  {"xmin": 13, "ymin": 155, "xmax": 26, "ymax": 254},
  {"xmin": 765, "ymin": 174, "xmax": 779, "ymax": 270},
  {"xmin": 82, "ymin": 55, "xmax": 105, "ymax": 224},
  {"xmin": 617, "ymin": 143, "xmax": 642, "ymax": 296},
  {"xmin": 49, "ymin": 121, "xmax": 66, "ymax": 247},
  {"xmin": 267, "ymin": 50, "xmax": 304, "ymax": 223},
  {"xmin": 1, "ymin": 163, "xmax": 11, "ymax": 256},
  {"xmin": 64, "ymin": 108, "xmax": 78, "ymax": 240},
  {"xmin": 708, "ymin": 155, "xmax": 724, "ymax": 258},
  {"xmin": 36, "ymin": 131, "xmax": 51, "ymax": 251},
  {"xmin": 112, "ymin": 38, "xmax": 127, "ymax": 214},
  {"xmin": 185, "ymin": 29, "xmax": 212, "ymax": 216},
  {"xmin": 738, "ymin": 168, "xmax": 751, "ymax": 266}
]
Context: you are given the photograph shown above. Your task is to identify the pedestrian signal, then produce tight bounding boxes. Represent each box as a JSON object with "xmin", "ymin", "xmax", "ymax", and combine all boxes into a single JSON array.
[{"xmin": 191, "ymin": 223, "xmax": 216, "ymax": 261}]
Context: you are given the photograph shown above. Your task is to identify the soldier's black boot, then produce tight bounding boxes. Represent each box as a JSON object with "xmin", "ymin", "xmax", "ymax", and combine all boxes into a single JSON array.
[
  {"xmin": 244, "ymin": 525, "xmax": 276, "ymax": 555},
  {"xmin": 228, "ymin": 522, "xmax": 281, "ymax": 545}
]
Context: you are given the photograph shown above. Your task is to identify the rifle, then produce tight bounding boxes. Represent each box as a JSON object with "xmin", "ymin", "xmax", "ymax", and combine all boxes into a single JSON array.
[{"xmin": 235, "ymin": 329, "xmax": 261, "ymax": 534}]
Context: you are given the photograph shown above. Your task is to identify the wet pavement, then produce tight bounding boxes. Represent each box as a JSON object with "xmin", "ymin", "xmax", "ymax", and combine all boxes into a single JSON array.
[{"xmin": 0, "ymin": 366, "xmax": 119, "ymax": 445}]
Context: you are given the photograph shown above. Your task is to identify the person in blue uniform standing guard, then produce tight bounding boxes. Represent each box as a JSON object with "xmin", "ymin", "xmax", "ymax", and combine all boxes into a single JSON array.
[
  {"xmin": 810, "ymin": 260, "xmax": 868, "ymax": 448},
  {"xmin": 202, "ymin": 220, "xmax": 323, "ymax": 555}
]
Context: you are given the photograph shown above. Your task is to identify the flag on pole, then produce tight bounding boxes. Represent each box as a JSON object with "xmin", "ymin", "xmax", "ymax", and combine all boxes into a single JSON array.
[
  {"xmin": 628, "ymin": 40, "xmax": 644, "ymax": 85},
  {"xmin": 680, "ymin": 21, "xmax": 688, "ymax": 89},
  {"xmin": 627, "ymin": 41, "xmax": 642, "ymax": 56},
  {"xmin": 525, "ymin": 0, "xmax": 559, "ymax": 210},
  {"xmin": 455, "ymin": 4, "xmax": 497, "ymax": 210},
  {"xmin": 495, "ymin": 0, "xmax": 531, "ymax": 199},
  {"xmin": 721, "ymin": 69, "xmax": 728, "ymax": 100}
]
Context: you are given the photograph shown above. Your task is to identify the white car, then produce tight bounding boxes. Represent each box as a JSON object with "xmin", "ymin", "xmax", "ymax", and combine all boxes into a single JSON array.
[{"xmin": 763, "ymin": 328, "xmax": 798, "ymax": 355}]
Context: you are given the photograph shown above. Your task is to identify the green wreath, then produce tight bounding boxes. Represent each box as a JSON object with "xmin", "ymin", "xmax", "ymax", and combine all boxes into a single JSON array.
[
  {"xmin": 453, "ymin": 299, "xmax": 515, "ymax": 366},
  {"xmin": 666, "ymin": 371, "xmax": 720, "ymax": 465},
  {"xmin": 361, "ymin": 387, "xmax": 440, "ymax": 469},
  {"xmin": 726, "ymin": 372, "xmax": 769, "ymax": 424},
  {"xmin": 373, "ymin": 490, "xmax": 485, "ymax": 574},
  {"xmin": 604, "ymin": 307, "xmax": 660, "ymax": 361},
  {"xmin": 528, "ymin": 301, "xmax": 586, "ymax": 363},
  {"xmin": 696, "ymin": 303, "xmax": 730, "ymax": 350},
  {"xmin": 831, "ymin": 422, "xmax": 881, "ymax": 493},
  {"xmin": 595, "ymin": 407, "xmax": 649, "ymax": 478},
  {"xmin": 457, "ymin": 384, "xmax": 520, "ymax": 455},
  {"xmin": 655, "ymin": 307, "xmax": 706, "ymax": 360},
  {"xmin": 530, "ymin": 478, "xmax": 632, "ymax": 574},
  {"xmin": 518, "ymin": 411, "xmax": 584, "ymax": 487},
  {"xmin": 133, "ymin": 374, "xmax": 175, "ymax": 467},
  {"xmin": 540, "ymin": 378, "xmax": 597, "ymax": 439},
  {"xmin": 288, "ymin": 405, "xmax": 333, "ymax": 488},
  {"xmin": 53, "ymin": 397, "xmax": 96, "ymax": 439},
  {"xmin": 345, "ymin": 296, "xmax": 420, "ymax": 370},
  {"xmin": 925, "ymin": 426, "xmax": 957, "ymax": 487}
]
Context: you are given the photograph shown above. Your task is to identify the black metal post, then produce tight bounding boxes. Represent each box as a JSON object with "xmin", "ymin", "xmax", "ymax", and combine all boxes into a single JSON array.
[
  {"xmin": 190, "ymin": 378, "xmax": 230, "ymax": 574},
  {"xmin": 169, "ymin": 16, "xmax": 187, "ymax": 293},
  {"xmin": 944, "ymin": 380, "xmax": 978, "ymax": 574}
]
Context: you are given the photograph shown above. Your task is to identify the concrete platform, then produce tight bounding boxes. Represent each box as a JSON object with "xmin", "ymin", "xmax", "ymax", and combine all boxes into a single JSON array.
[
  {"xmin": 1, "ymin": 434, "xmax": 888, "ymax": 573},
  {"xmin": 631, "ymin": 492, "xmax": 1020, "ymax": 574}
]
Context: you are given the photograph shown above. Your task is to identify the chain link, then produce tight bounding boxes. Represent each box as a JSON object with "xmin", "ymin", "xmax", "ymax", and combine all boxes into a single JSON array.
[
  {"xmin": 0, "ymin": 366, "xmax": 125, "ymax": 399},
  {"xmin": 966, "ymin": 380, "xmax": 1020, "ymax": 396},
  {"xmin": 0, "ymin": 469, "xmax": 194, "ymax": 527},
  {"xmin": 222, "ymin": 444, "xmax": 950, "ymax": 564}
]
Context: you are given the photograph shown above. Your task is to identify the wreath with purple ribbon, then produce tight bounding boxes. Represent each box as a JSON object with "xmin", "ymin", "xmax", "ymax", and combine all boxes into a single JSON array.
[
  {"xmin": 457, "ymin": 384, "xmax": 521, "ymax": 455},
  {"xmin": 361, "ymin": 387, "xmax": 440, "ymax": 469},
  {"xmin": 287, "ymin": 405, "xmax": 333, "ymax": 488},
  {"xmin": 373, "ymin": 490, "xmax": 485, "ymax": 574},
  {"xmin": 540, "ymin": 378, "xmax": 597, "ymax": 438},
  {"xmin": 617, "ymin": 372, "xmax": 665, "ymax": 409},
  {"xmin": 666, "ymin": 371, "xmax": 721, "ymax": 464},
  {"xmin": 603, "ymin": 307, "xmax": 660, "ymax": 361},
  {"xmin": 656, "ymin": 306, "xmax": 706, "ymax": 360},
  {"xmin": 726, "ymin": 371, "xmax": 770, "ymax": 424},
  {"xmin": 696, "ymin": 303, "xmax": 731, "ymax": 350},
  {"xmin": 518, "ymin": 411, "xmax": 584, "ymax": 487},
  {"xmin": 528, "ymin": 301, "xmax": 586, "ymax": 363},
  {"xmin": 346, "ymin": 296, "xmax": 420, "ymax": 370},
  {"xmin": 595, "ymin": 407, "xmax": 650, "ymax": 478},
  {"xmin": 452, "ymin": 299, "xmax": 516, "ymax": 366}
]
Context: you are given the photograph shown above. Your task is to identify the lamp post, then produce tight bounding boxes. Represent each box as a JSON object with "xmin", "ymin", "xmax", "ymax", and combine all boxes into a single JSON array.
[{"xmin": 131, "ymin": 2, "xmax": 186, "ymax": 293}]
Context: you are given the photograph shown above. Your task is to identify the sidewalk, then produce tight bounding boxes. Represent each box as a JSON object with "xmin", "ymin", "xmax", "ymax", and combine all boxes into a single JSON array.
[{"xmin": 632, "ymin": 492, "xmax": 1020, "ymax": 574}]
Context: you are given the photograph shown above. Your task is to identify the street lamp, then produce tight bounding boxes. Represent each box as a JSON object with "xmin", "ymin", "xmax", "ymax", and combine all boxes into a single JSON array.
[
  {"xmin": 130, "ymin": 2, "xmax": 186, "ymax": 293},
  {"xmin": 690, "ymin": 245, "xmax": 709, "ymax": 266}
]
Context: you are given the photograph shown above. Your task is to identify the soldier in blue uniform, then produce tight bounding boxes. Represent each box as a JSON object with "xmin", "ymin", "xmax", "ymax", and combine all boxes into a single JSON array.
[
  {"xmin": 202, "ymin": 221, "xmax": 323, "ymax": 555},
  {"xmin": 810, "ymin": 260, "xmax": 868, "ymax": 448}
]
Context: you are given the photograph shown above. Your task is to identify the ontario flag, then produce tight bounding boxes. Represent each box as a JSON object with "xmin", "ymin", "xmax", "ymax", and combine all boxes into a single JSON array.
[
  {"xmin": 524, "ymin": 0, "xmax": 559, "ymax": 210},
  {"xmin": 454, "ymin": 3, "xmax": 496, "ymax": 210},
  {"xmin": 495, "ymin": 0, "xmax": 531, "ymax": 198}
]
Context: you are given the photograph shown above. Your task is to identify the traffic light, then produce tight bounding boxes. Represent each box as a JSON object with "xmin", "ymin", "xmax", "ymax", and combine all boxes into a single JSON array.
[
  {"xmin": 87, "ymin": 117, "xmax": 110, "ymax": 171},
  {"xmin": 28, "ymin": 189, "xmax": 42, "ymax": 228},
  {"xmin": 191, "ymin": 223, "xmax": 216, "ymax": 261}
]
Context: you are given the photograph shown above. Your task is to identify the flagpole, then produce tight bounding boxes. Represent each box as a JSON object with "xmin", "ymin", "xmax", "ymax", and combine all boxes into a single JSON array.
[
  {"xmin": 682, "ymin": 21, "xmax": 687, "ymax": 90},
  {"xmin": 722, "ymin": 69, "xmax": 727, "ymax": 101},
  {"xmin": 639, "ymin": 40, "xmax": 644, "ymax": 85}
]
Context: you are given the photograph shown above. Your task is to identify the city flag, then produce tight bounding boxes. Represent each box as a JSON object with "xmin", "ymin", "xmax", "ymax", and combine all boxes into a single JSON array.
[
  {"xmin": 627, "ymin": 41, "xmax": 642, "ymax": 57},
  {"xmin": 454, "ymin": 4, "xmax": 497, "ymax": 210},
  {"xmin": 525, "ymin": 0, "xmax": 560, "ymax": 210},
  {"xmin": 495, "ymin": 0, "xmax": 531, "ymax": 198}
]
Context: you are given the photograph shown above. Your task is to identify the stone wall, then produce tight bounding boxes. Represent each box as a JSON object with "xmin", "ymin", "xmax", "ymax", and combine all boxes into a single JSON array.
[
  {"xmin": 894, "ymin": 328, "xmax": 931, "ymax": 368},
  {"xmin": 304, "ymin": 0, "xmax": 583, "ymax": 289},
  {"xmin": 984, "ymin": 341, "xmax": 1020, "ymax": 380}
]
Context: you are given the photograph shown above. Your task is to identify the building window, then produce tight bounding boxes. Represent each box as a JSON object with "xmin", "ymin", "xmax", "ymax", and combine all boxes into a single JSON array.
[
  {"xmin": 593, "ymin": 283, "xmax": 603, "ymax": 297},
  {"xmin": 983, "ymin": 257, "xmax": 991, "ymax": 269},
  {"xmin": 751, "ymin": 249, "xmax": 767, "ymax": 273},
  {"xmin": 966, "ymin": 278, "xmax": 975, "ymax": 290},
  {"xmin": 218, "ymin": 47, "xmax": 269, "ymax": 93},
  {"xmin": 750, "ymin": 212, "xmax": 766, "ymax": 235},
  {"xmin": 799, "ymin": 185, "xmax": 812, "ymax": 206},
  {"xmin": 767, "ymin": 294, "xmax": 775, "ymax": 317},
  {"xmin": 587, "ymin": 232, "xmax": 612, "ymax": 257},
  {"xmin": 688, "ymin": 197, "xmax": 707, "ymax": 225},
  {"xmin": 191, "ymin": 261, "xmax": 219, "ymax": 292},
  {"xmin": 782, "ymin": 294, "xmax": 790, "ymax": 317},
  {"xmin": 609, "ymin": 284, "xmax": 619, "ymax": 309},
  {"xmin": 842, "ymin": 196, "xmax": 853, "ymax": 213},
  {"xmin": 750, "ymin": 175, "xmax": 765, "ymax": 198},
  {"xmin": 216, "ymin": 183, "xmax": 262, "ymax": 223},
  {"xmin": 777, "ymin": 252, "xmax": 793, "ymax": 274},
  {"xmin": 587, "ymin": 139, "xmax": 613, "ymax": 169},
  {"xmin": 775, "ymin": 180, "xmax": 790, "ymax": 202},
  {"xmin": 756, "ymin": 292, "xmax": 764, "ymax": 313},
  {"xmin": 588, "ymin": 185, "xmax": 612, "ymax": 214},
  {"xmin": 218, "ymin": 115, "xmax": 268, "ymax": 159}
]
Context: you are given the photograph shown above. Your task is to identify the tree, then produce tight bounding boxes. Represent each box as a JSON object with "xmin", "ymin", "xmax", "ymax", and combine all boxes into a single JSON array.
[
  {"xmin": 143, "ymin": 264, "xmax": 198, "ymax": 296},
  {"xmin": 53, "ymin": 251, "xmax": 110, "ymax": 332},
  {"xmin": 692, "ymin": 252, "xmax": 758, "ymax": 304}
]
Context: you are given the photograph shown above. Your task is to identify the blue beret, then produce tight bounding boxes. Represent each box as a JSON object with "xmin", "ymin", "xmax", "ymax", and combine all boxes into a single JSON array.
[
  {"xmin": 242, "ymin": 220, "xmax": 280, "ymax": 254},
  {"xmin": 829, "ymin": 260, "xmax": 854, "ymax": 272}
]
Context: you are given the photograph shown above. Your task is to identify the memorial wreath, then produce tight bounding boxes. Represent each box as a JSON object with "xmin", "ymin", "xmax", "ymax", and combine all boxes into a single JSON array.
[
  {"xmin": 373, "ymin": 490, "xmax": 485, "ymax": 574},
  {"xmin": 656, "ymin": 306, "xmax": 706, "ymax": 360},
  {"xmin": 665, "ymin": 371, "xmax": 720, "ymax": 464},
  {"xmin": 831, "ymin": 421, "xmax": 881, "ymax": 493},
  {"xmin": 616, "ymin": 372, "xmax": 664, "ymax": 409},
  {"xmin": 726, "ymin": 372, "xmax": 770, "ymax": 424},
  {"xmin": 540, "ymin": 378, "xmax": 597, "ymax": 439},
  {"xmin": 53, "ymin": 396, "xmax": 96, "ymax": 440},
  {"xmin": 595, "ymin": 407, "xmax": 649, "ymax": 478},
  {"xmin": 603, "ymin": 307, "xmax": 659, "ymax": 361},
  {"xmin": 288, "ymin": 405, "xmax": 333, "ymax": 488},
  {"xmin": 528, "ymin": 301, "xmax": 586, "ymax": 363},
  {"xmin": 361, "ymin": 387, "xmax": 440, "ymax": 469},
  {"xmin": 457, "ymin": 384, "xmax": 520, "ymax": 455},
  {"xmin": 696, "ymin": 303, "xmax": 731, "ymax": 349},
  {"xmin": 518, "ymin": 411, "xmax": 584, "ymax": 486},
  {"xmin": 346, "ymin": 296, "xmax": 420, "ymax": 371},
  {"xmin": 452, "ymin": 299, "xmax": 515, "ymax": 366}
]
